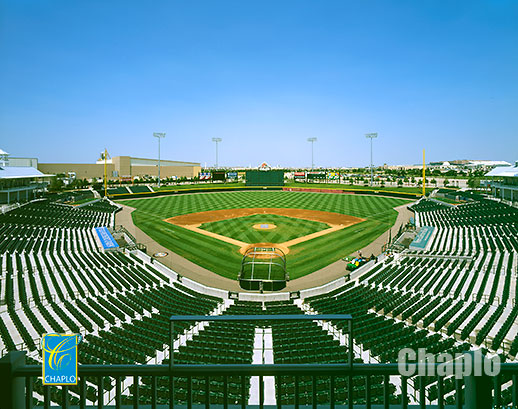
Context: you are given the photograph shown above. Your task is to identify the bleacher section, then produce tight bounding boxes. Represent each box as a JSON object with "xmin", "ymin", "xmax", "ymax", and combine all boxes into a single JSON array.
[
  {"xmin": 0, "ymin": 200, "xmax": 114, "ymax": 228},
  {"xmin": 1, "ymin": 195, "xmax": 517, "ymax": 406},
  {"xmin": 128, "ymin": 185, "xmax": 153, "ymax": 194},
  {"xmin": 106, "ymin": 187, "xmax": 130, "ymax": 195}
]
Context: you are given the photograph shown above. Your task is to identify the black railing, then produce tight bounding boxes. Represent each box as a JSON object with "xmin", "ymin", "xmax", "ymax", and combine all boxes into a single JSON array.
[
  {"xmin": 1, "ymin": 314, "xmax": 518, "ymax": 408},
  {"xmin": 4, "ymin": 355, "xmax": 518, "ymax": 409}
]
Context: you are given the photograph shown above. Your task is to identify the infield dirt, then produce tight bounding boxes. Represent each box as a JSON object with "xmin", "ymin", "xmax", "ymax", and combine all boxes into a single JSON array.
[
  {"xmin": 164, "ymin": 208, "xmax": 364, "ymax": 256},
  {"xmin": 164, "ymin": 208, "xmax": 363, "ymax": 226}
]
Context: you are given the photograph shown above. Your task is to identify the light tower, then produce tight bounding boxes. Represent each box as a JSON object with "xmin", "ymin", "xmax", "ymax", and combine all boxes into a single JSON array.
[
  {"xmin": 100, "ymin": 149, "xmax": 110, "ymax": 197},
  {"xmin": 307, "ymin": 137, "xmax": 317, "ymax": 170},
  {"xmin": 422, "ymin": 149, "xmax": 426, "ymax": 197},
  {"xmin": 153, "ymin": 132, "xmax": 166, "ymax": 188},
  {"xmin": 365, "ymin": 133, "xmax": 378, "ymax": 186},
  {"xmin": 212, "ymin": 138, "xmax": 222, "ymax": 168}
]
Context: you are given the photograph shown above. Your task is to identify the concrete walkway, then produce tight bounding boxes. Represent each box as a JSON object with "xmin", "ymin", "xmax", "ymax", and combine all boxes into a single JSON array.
[{"xmin": 116, "ymin": 202, "xmax": 414, "ymax": 293}]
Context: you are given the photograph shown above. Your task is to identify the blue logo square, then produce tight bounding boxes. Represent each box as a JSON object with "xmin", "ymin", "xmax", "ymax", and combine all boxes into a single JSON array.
[{"xmin": 41, "ymin": 333, "xmax": 82, "ymax": 385}]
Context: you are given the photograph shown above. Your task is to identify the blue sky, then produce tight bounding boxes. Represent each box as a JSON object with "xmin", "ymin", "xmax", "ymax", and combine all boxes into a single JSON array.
[{"xmin": 1, "ymin": 0, "xmax": 517, "ymax": 168}]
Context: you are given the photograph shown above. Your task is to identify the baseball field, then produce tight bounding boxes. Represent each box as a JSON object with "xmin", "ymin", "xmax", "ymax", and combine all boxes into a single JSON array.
[{"xmin": 119, "ymin": 191, "xmax": 411, "ymax": 280}]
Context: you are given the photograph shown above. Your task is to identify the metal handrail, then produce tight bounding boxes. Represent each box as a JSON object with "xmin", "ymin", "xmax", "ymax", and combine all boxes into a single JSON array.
[
  {"xmin": 5, "ymin": 352, "xmax": 518, "ymax": 409},
  {"xmin": 13, "ymin": 362, "xmax": 518, "ymax": 377}
]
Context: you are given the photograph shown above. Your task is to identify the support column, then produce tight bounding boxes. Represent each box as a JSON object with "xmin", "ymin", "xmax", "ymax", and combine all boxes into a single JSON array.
[
  {"xmin": 463, "ymin": 352, "xmax": 493, "ymax": 409},
  {"xmin": 0, "ymin": 351, "xmax": 26, "ymax": 409}
]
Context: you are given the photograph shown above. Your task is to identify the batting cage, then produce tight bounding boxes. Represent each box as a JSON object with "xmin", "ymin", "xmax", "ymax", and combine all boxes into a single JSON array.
[{"xmin": 238, "ymin": 246, "xmax": 288, "ymax": 291}]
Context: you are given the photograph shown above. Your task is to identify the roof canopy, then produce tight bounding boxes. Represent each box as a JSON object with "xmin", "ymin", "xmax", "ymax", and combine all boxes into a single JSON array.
[
  {"xmin": 0, "ymin": 166, "xmax": 53, "ymax": 179},
  {"xmin": 485, "ymin": 166, "xmax": 518, "ymax": 177}
]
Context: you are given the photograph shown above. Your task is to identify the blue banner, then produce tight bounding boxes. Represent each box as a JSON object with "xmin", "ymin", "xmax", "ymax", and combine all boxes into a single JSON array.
[
  {"xmin": 94, "ymin": 227, "xmax": 119, "ymax": 249},
  {"xmin": 409, "ymin": 226, "xmax": 435, "ymax": 250},
  {"xmin": 42, "ymin": 333, "xmax": 82, "ymax": 385}
]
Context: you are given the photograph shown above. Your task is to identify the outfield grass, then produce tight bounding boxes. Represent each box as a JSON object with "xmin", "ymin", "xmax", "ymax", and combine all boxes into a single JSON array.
[
  {"xmin": 120, "ymin": 191, "xmax": 412, "ymax": 280},
  {"xmin": 200, "ymin": 214, "xmax": 329, "ymax": 244},
  {"xmin": 284, "ymin": 182, "xmax": 423, "ymax": 194},
  {"xmin": 150, "ymin": 182, "xmax": 423, "ymax": 194}
]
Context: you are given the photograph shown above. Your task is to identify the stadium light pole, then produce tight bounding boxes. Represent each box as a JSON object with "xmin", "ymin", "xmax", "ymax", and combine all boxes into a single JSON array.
[
  {"xmin": 307, "ymin": 138, "xmax": 317, "ymax": 170},
  {"xmin": 212, "ymin": 138, "xmax": 222, "ymax": 168},
  {"xmin": 153, "ymin": 132, "xmax": 166, "ymax": 188},
  {"xmin": 365, "ymin": 133, "xmax": 378, "ymax": 186}
]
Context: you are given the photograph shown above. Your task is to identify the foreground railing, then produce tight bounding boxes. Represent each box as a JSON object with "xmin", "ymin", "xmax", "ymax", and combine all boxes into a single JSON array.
[
  {"xmin": 2, "ymin": 313, "xmax": 518, "ymax": 408},
  {"xmin": 3, "ymin": 354, "xmax": 518, "ymax": 409}
]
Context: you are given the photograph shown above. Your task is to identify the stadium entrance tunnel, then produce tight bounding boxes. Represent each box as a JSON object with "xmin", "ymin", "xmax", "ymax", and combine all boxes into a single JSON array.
[{"xmin": 238, "ymin": 246, "xmax": 288, "ymax": 291}]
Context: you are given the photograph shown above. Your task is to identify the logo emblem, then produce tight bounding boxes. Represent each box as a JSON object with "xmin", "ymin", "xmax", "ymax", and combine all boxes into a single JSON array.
[{"xmin": 41, "ymin": 333, "xmax": 82, "ymax": 385}]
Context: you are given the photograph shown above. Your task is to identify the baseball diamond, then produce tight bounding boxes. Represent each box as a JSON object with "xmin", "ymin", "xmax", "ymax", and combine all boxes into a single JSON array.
[{"xmin": 120, "ymin": 191, "xmax": 410, "ymax": 280}]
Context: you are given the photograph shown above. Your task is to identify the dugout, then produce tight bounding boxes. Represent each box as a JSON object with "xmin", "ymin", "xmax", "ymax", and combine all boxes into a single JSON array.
[{"xmin": 245, "ymin": 170, "xmax": 284, "ymax": 186}]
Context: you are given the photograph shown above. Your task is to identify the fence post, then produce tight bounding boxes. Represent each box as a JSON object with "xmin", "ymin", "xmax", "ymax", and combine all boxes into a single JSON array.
[
  {"xmin": 0, "ymin": 351, "xmax": 26, "ymax": 409},
  {"xmin": 463, "ymin": 351, "xmax": 492, "ymax": 409}
]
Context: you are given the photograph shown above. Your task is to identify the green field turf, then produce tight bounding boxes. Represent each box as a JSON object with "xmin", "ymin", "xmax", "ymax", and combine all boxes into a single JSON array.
[
  {"xmin": 152, "ymin": 182, "xmax": 423, "ymax": 194},
  {"xmin": 120, "ymin": 191, "xmax": 412, "ymax": 280},
  {"xmin": 199, "ymin": 214, "xmax": 329, "ymax": 244}
]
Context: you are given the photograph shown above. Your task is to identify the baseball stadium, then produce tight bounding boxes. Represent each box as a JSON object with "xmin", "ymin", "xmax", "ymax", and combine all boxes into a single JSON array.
[
  {"xmin": 1, "ymin": 164, "xmax": 518, "ymax": 408},
  {"xmin": 2, "ymin": 1, "xmax": 518, "ymax": 408}
]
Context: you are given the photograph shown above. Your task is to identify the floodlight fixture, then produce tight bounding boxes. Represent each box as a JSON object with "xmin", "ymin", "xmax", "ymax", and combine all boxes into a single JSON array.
[
  {"xmin": 365, "ymin": 133, "xmax": 378, "ymax": 186},
  {"xmin": 307, "ymin": 137, "xmax": 317, "ymax": 169},
  {"xmin": 153, "ymin": 132, "xmax": 166, "ymax": 187},
  {"xmin": 212, "ymin": 138, "xmax": 222, "ymax": 168}
]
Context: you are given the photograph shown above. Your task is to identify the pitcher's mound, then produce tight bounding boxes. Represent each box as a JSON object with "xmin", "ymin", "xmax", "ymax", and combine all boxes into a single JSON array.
[
  {"xmin": 252, "ymin": 223, "xmax": 277, "ymax": 230},
  {"xmin": 239, "ymin": 242, "xmax": 290, "ymax": 257}
]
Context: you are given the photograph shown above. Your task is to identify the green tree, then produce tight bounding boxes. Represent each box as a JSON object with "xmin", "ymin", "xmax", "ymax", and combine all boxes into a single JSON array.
[
  {"xmin": 468, "ymin": 178, "xmax": 479, "ymax": 188},
  {"xmin": 49, "ymin": 177, "xmax": 64, "ymax": 192}
]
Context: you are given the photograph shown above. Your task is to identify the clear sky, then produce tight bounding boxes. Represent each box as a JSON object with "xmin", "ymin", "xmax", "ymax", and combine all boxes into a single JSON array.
[{"xmin": 1, "ymin": 0, "xmax": 517, "ymax": 168}]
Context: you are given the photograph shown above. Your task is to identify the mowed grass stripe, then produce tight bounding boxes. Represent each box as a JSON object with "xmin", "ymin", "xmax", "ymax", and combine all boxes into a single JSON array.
[
  {"xmin": 121, "ymin": 192, "xmax": 411, "ymax": 280},
  {"xmin": 133, "ymin": 212, "xmax": 242, "ymax": 275},
  {"xmin": 200, "ymin": 214, "xmax": 329, "ymax": 244},
  {"xmin": 121, "ymin": 191, "xmax": 406, "ymax": 220},
  {"xmin": 286, "ymin": 218, "xmax": 394, "ymax": 279}
]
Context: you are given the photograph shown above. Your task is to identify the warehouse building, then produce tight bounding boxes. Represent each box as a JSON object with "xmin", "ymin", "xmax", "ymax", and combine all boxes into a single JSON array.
[{"xmin": 38, "ymin": 155, "xmax": 201, "ymax": 181}]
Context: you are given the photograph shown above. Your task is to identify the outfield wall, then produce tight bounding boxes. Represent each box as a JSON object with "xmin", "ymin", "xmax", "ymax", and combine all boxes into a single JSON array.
[
  {"xmin": 107, "ymin": 186, "xmax": 284, "ymax": 199},
  {"xmin": 283, "ymin": 187, "xmax": 422, "ymax": 199},
  {"xmin": 109, "ymin": 185, "xmax": 422, "ymax": 200}
]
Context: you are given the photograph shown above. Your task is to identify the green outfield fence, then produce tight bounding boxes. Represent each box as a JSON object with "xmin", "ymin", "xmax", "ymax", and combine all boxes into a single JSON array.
[{"xmin": 105, "ymin": 186, "xmax": 422, "ymax": 200}]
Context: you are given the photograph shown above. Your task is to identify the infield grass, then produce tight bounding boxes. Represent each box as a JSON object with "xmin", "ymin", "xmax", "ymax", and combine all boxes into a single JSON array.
[
  {"xmin": 120, "ymin": 191, "xmax": 411, "ymax": 280},
  {"xmin": 199, "ymin": 214, "xmax": 329, "ymax": 244}
]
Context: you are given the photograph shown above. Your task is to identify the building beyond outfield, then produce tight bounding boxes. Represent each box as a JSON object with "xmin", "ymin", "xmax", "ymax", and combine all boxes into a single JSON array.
[{"xmin": 38, "ymin": 156, "xmax": 201, "ymax": 181}]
